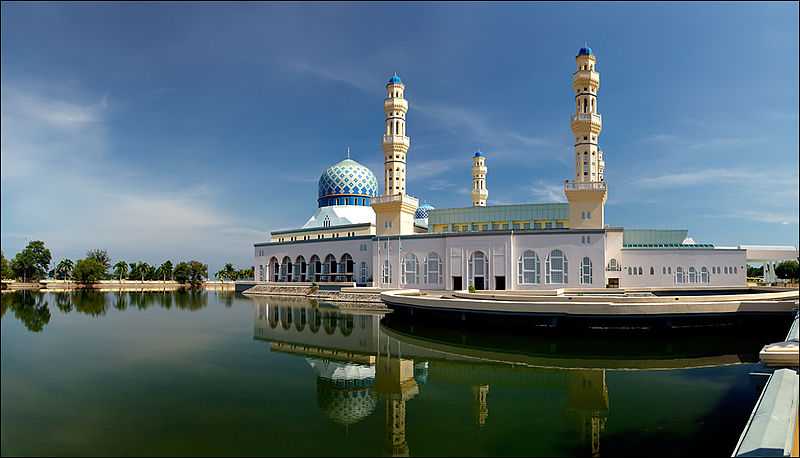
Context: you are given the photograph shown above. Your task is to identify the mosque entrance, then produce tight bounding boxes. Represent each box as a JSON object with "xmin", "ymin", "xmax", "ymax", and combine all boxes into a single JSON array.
[
  {"xmin": 452, "ymin": 276, "xmax": 462, "ymax": 291},
  {"xmin": 494, "ymin": 276, "xmax": 505, "ymax": 290}
]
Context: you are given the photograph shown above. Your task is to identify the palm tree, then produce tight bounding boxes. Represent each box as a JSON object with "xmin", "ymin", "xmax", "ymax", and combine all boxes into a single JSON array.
[
  {"xmin": 157, "ymin": 261, "xmax": 173, "ymax": 282},
  {"xmin": 216, "ymin": 263, "xmax": 237, "ymax": 282},
  {"xmin": 113, "ymin": 261, "xmax": 129, "ymax": 281},
  {"xmin": 55, "ymin": 259, "xmax": 74, "ymax": 280}
]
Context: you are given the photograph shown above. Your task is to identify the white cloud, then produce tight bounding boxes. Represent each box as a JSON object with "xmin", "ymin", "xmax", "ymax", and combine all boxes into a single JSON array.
[
  {"xmin": 1, "ymin": 84, "xmax": 262, "ymax": 272},
  {"xmin": 530, "ymin": 180, "xmax": 567, "ymax": 203}
]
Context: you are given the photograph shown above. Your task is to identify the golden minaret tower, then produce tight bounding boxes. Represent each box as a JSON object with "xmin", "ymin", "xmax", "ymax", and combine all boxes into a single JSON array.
[
  {"xmin": 565, "ymin": 45, "xmax": 607, "ymax": 229},
  {"xmin": 471, "ymin": 152, "xmax": 488, "ymax": 207},
  {"xmin": 372, "ymin": 73, "xmax": 419, "ymax": 236}
]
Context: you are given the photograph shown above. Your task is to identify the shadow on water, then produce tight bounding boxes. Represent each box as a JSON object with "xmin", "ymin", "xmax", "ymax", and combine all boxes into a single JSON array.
[{"xmin": 1, "ymin": 289, "xmax": 222, "ymax": 332}]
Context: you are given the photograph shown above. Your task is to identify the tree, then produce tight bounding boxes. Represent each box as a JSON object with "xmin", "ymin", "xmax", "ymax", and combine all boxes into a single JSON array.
[
  {"xmin": 775, "ymin": 260, "xmax": 799, "ymax": 281},
  {"xmin": 747, "ymin": 265, "xmax": 764, "ymax": 278},
  {"xmin": 54, "ymin": 259, "xmax": 74, "ymax": 280},
  {"xmin": 237, "ymin": 266, "xmax": 254, "ymax": 281},
  {"xmin": 113, "ymin": 261, "xmax": 129, "ymax": 281},
  {"xmin": 174, "ymin": 261, "xmax": 207, "ymax": 287},
  {"xmin": 72, "ymin": 258, "xmax": 106, "ymax": 286},
  {"xmin": 11, "ymin": 241, "xmax": 52, "ymax": 282},
  {"xmin": 1, "ymin": 250, "xmax": 11, "ymax": 280},
  {"xmin": 129, "ymin": 262, "xmax": 153, "ymax": 282},
  {"xmin": 86, "ymin": 249, "xmax": 111, "ymax": 278},
  {"xmin": 156, "ymin": 261, "xmax": 173, "ymax": 281},
  {"xmin": 216, "ymin": 263, "xmax": 237, "ymax": 281}
]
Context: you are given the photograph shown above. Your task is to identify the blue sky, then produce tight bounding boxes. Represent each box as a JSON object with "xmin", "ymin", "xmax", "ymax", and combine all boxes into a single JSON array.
[{"xmin": 2, "ymin": 2, "xmax": 798, "ymax": 273}]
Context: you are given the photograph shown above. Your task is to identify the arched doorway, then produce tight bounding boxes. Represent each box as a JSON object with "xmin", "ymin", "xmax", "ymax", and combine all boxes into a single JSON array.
[{"xmin": 468, "ymin": 251, "xmax": 489, "ymax": 290}]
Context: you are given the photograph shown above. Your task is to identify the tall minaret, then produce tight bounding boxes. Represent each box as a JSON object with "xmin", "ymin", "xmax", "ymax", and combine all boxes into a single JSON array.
[
  {"xmin": 383, "ymin": 73, "xmax": 410, "ymax": 196},
  {"xmin": 373, "ymin": 73, "xmax": 419, "ymax": 237},
  {"xmin": 565, "ymin": 45, "xmax": 607, "ymax": 229},
  {"xmin": 471, "ymin": 151, "xmax": 488, "ymax": 207}
]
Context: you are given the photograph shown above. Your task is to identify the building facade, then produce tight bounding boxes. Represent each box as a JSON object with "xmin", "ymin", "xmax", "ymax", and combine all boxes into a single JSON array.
[{"xmin": 252, "ymin": 47, "xmax": 795, "ymax": 290}]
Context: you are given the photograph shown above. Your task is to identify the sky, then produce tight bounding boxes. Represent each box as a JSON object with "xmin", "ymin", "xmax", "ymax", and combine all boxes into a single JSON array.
[{"xmin": 1, "ymin": 2, "xmax": 798, "ymax": 274}]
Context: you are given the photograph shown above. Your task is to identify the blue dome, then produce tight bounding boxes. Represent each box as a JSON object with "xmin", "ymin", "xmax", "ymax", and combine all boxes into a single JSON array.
[
  {"xmin": 318, "ymin": 159, "xmax": 378, "ymax": 208},
  {"xmin": 474, "ymin": 151, "xmax": 483, "ymax": 158},
  {"xmin": 387, "ymin": 73, "xmax": 402, "ymax": 85},
  {"xmin": 415, "ymin": 203, "xmax": 435, "ymax": 219},
  {"xmin": 578, "ymin": 46, "xmax": 593, "ymax": 56}
]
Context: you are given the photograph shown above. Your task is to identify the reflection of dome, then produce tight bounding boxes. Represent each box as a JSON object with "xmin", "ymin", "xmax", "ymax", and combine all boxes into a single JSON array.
[
  {"xmin": 309, "ymin": 359, "xmax": 378, "ymax": 426},
  {"xmin": 415, "ymin": 203, "xmax": 435, "ymax": 220},
  {"xmin": 578, "ymin": 46, "xmax": 593, "ymax": 56},
  {"xmin": 317, "ymin": 159, "xmax": 378, "ymax": 208},
  {"xmin": 387, "ymin": 73, "xmax": 402, "ymax": 85},
  {"xmin": 317, "ymin": 379, "xmax": 378, "ymax": 426}
]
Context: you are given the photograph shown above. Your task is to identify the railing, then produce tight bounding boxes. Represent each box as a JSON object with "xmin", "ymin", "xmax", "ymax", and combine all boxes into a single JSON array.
[
  {"xmin": 564, "ymin": 180, "xmax": 607, "ymax": 192},
  {"xmin": 571, "ymin": 113, "xmax": 602, "ymax": 124},
  {"xmin": 382, "ymin": 135, "xmax": 410, "ymax": 146},
  {"xmin": 370, "ymin": 194, "xmax": 419, "ymax": 207}
]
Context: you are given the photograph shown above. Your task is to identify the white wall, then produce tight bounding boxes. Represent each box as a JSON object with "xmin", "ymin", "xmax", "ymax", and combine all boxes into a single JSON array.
[
  {"xmin": 619, "ymin": 248, "xmax": 747, "ymax": 287},
  {"xmin": 254, "ymin": 237, "xmax": 373, "ymax": 283}
]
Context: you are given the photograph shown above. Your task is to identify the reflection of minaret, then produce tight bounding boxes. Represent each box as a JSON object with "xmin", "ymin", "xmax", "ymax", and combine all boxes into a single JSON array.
[
  {"xmin": 472, "ymin": 384, "xmax": 489, "ymax": 426},
  {"xmin": 376, "ymin": 342, "xmax": 419, "ymax": 457},
  {"xmin": 567, "ymin": 369, "xmax": 609, "ymax": 458}
]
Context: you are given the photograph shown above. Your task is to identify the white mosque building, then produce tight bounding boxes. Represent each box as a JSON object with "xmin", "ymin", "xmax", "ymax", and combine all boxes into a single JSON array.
[{"xmin": 253, "ymin": 48, "xmax": 797, "ymax": 290}]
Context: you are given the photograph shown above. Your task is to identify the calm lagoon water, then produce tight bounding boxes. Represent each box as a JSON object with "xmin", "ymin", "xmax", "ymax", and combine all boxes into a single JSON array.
[{"xmin": 0, "ymin": 290, "xmax": 787, "ymax": 456}]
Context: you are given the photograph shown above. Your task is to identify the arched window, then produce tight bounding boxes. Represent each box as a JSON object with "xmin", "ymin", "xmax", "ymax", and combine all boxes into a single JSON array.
[
  {"xmin": 402, "ymin": 253, "xmax": 419, "ymax": 285},
  {"xmin": 650, "ymin": 267, "xmax": 655, "ymax": 275},
  {"xmin": 608, "ymin": 258, "xmax": 619, "ymax": 271},
  {"xmin": 638, "ymin": 267, "xmax": 643, "ymax": 276},
  {"xmin": 295, "ymin": 256, "xmax": 306, "ymax": 282},
  {"xmin": 517, "ymin": 250, "xmax": 541, "ymax": 285},
  {"xmin": 627, "ymin": 266, "xmax": 632, "ymax": 275},
  {"xmin": 323, "ymin": 254, "xmax": 336, "ymax": 281},
  {"xmin": 424, "ymin": 252, "xmax": 442, "ymax": 285},
  {"xmin": 468, "ymin": 251, "xmax": 489, "ymax": 290},
  {"xmin": 700, "ymin": 267, "xmax": 709, "ymax": 283},
  {"xmin": 382, "ymin": 259, "xmax": 391, "ymax": 285},
  {"xmin": 724, "ymin": 266, "xmax": 728, "ymax": 274},
  {"xmin": 580, "ymin": 257, "xmax": 592, "ymax": 285},
  {"xmin": 323, "ymin": 216, "xmax": 330, "ymax": 227},
  {"xmin": 280, "ymin": 256, "xmax": 292, "ymax": 282},
  {"xmin": 359, "ymin": 262, "xmax": 368, "ymax": 284},
  {"xmin": 676, "ymin": 267, "xmax": 685, "ymax": 284},
  {"xmin": 688, "ymin": 267, "xmax": 697, "ymax": 283},
  {"xmin": 662, "ymin": 266, "xmax": 666, "ymax": 275},
  {"xmin": 309, "ymin": 255, "xmax": 320, "ymax": 282},
  {"xmin": 339, "ymin": 253, "xmax": 353, "ymax": 282},
  {"xmin": 546, "ymin": 249, "xmax": 568, "ymax": 284}
]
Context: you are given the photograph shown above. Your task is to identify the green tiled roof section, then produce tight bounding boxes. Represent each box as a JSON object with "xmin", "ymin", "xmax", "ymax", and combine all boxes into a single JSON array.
[
  {"xmin": 623, "ymin": 243, "xmax": 715, "ymax": 249},
  {"xmin": 623, "ymin": 229, "xmax": 688, "ymax": 246},
  {"xmin": 427, "ymin": 203, "xmax": 569, "ymax": 225}
]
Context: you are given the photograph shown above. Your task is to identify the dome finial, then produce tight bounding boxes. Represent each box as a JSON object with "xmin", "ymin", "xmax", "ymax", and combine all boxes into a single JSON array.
[{"xmin": 346, "ymin": 146, "xmax": 350, "ymax": 159}]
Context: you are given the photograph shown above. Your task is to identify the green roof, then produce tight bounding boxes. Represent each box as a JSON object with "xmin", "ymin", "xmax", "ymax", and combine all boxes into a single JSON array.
[
  {"xmin": 428, "ymin": 203, "xmax": 569, "ymax": 226},
  {"xmin": 623, "ymin": 229, "xmax": 688, "ymax": 246},
  {"xmin": 623, "ymin": 243, "xmax": 714, "ymax": 249}
]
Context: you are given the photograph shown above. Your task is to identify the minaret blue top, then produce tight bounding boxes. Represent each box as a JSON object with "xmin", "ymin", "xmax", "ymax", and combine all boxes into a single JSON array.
[
  {"xmin": 577, "ymin": 46, "xmax": 593, "ymax": 56},
  {"xmin": 474, "ymin": 151, "xmax": 483, "ymax": 158},
  {"xmin": 387, "ymin": 73, "xmax": 402, "ymax": 84}
]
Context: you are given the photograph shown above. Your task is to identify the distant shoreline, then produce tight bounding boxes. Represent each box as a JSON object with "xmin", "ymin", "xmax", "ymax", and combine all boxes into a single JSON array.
[{"xmin": 1, "ymin": 280, "xmax": 235, "ymax": 292}]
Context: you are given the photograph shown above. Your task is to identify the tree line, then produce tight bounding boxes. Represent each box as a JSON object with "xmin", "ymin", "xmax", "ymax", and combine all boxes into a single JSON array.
[{"xmin": 1, "ymin": 241, "xmax": 252, "ymax": 287}]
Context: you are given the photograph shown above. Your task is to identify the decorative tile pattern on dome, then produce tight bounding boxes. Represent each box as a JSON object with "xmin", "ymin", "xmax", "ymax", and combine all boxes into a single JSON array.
[
  {"xmin": 318, "ymin": 159, "xmax": 378, "ymax": 208},
  {"xmin": 415, "ymin": 203, "xmax": 435, "ymax": 219}
]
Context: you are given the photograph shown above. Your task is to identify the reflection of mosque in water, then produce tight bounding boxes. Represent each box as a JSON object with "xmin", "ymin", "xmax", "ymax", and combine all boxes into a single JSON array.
[{"xmin": 252, "ymin": 299, "xmax": 612, "ymax": 457}]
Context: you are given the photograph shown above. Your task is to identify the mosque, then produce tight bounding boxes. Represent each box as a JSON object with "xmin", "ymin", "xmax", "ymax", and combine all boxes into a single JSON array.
[{"xmin": 253, "ymin": 47, "xmax": 797, "ymax": 290}]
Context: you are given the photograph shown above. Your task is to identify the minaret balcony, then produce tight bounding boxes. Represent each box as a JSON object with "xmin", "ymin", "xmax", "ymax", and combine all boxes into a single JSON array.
[
  {"xmin": 384, "ymin": 98, "xmax": 409, "ymax": 111},
  {"xmin": 564, "ymin": 180, "xmax": 607, "ymax": 192},
  {"xmin": 382, "ymin": 135, "xmax": 410, "ymax": 147},
  {"xmin": 571, "ymin": 113, "xmax": 602, "ymax": 124}
]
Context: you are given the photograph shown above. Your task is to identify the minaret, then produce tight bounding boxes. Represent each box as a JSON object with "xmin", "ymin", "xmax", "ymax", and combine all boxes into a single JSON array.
[
  {"xmin": 372, "ymin": 73, "xmax": 420, "ymax": 236},
  {"xmin": 565, "ymin": 45, "xmax": 607, "ymax": 229},
  {"xmin": 383, "ymin": 73, "xmax": 409, "ymax": 196},
  {"xmin": 471, "ymin": 152, "xmax": 488, "ymax": 207}
]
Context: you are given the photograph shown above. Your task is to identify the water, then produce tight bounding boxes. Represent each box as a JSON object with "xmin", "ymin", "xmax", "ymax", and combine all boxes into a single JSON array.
[{"xmin": 0, "ymin": 290, "xmax": 788, "ymax": 456}]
